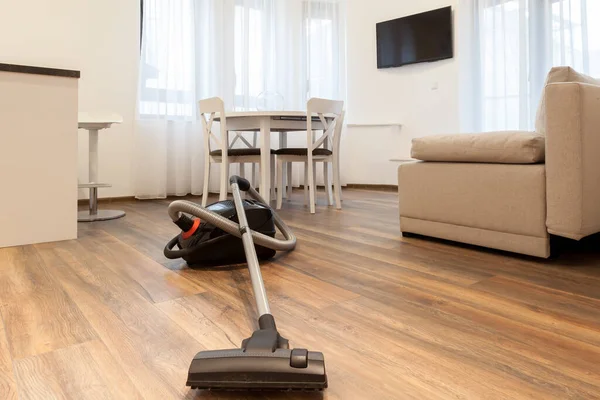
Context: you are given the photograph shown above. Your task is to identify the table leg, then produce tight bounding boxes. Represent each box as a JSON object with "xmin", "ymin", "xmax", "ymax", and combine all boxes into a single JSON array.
[
  {"xmin": 88, "ymin": 129, "xmax": 99, "ymax": 216},
  {"xmin": 279, "ymin": 132, "xmax": 289, "ymax": 198},
  {"xmin": 89, "ymin": 129, "xmax": 99, "ymax": 185},
  {"xmin": 89, "ymin": 187, "xmax": 98, "ymax": 215},
  {"xmin": 260, "ymin": 118, "xmax": 271, "ymax": 200},
  {"xmin": 78, "ymin": 128, "xmax": 125, "ymax": 222}
]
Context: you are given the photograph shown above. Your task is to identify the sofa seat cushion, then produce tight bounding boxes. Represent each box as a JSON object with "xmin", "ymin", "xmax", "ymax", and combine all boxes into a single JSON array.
[{"xmin": 411, "ymin": 131, "xmax": 545, "ymax": 164}]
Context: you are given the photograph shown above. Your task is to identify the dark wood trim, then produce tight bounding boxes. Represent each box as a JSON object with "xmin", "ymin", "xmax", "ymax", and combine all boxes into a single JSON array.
[
  {"xmin": 293, "ymin": 184, "xmax": 398, "ymax": 192},
  {"xmin": 346, "ymin": 183, "xmax": 398, "ymax": 192},
  {"xmin": 78, "ymin": 196, "xmax": 136, "ymax": 206},
  {"xmin": 78, "ymin": 186, "xmax": 399, "ymax": 206},
  {"xmin": 78, "ymin": 194, "xmax": 206, "ymax": 206},
  {"xmin": 0, "ymin": 63, "xmax": 80, "ymax": 78}
]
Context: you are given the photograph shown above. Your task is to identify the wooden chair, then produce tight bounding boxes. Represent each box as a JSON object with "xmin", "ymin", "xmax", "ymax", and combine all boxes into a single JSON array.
[
  {"xmin": 275, "ymin": 98, "xmax": 345, "ymax": 214},
  {"xmin": 200, "ymin": 97, "xmax": 274, "ymax": 207}
]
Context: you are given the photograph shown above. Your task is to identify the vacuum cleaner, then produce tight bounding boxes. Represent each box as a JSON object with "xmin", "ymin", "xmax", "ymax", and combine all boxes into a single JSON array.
[{"xmin": 164, "ymin": 176, "xmax": 327, "ymax": 391}]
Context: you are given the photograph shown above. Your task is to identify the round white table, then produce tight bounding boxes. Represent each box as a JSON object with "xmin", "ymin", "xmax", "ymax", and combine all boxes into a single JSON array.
[
  {"xmin": 217, "ymin": 111, "xmax": 327, "ymax": 199},
  {"xmin": 77, "ymin": 113, "xmax": 125, "ymax": 222}
]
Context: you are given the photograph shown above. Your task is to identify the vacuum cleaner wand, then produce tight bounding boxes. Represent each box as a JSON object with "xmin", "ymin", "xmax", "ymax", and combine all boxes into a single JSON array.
[
  {"xmin": 169, "ymin": 176, "xmax": 327, "ymax": 391},
  {"xmin": 230, "ymin": 177, "xmax": 271, "ymax": 317}
]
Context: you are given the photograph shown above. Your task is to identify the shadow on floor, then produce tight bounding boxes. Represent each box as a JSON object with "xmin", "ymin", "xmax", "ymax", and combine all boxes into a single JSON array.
[
  {"xmin": 186, "ymin": 388, "xmax": 325, "ymax": 400},
  {"xmin": 402, "ymin": 231, "xmax": 600, "ymax": 267}
]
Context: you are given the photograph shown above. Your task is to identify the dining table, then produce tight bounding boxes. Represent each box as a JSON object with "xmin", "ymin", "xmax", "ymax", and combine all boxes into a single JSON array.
[{"xmin": 216, "ymin": 111, "xmax": 328, "ymax": 200}]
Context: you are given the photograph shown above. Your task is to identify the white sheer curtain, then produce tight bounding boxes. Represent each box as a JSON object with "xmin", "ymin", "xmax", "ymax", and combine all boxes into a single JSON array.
[
  {"xmin": 459, "ymin": 0, "xmax": 600, "ymax": 132},
  {"xmin": 135, "ymin": 0, "xmax": 347, "ymax": 199}
]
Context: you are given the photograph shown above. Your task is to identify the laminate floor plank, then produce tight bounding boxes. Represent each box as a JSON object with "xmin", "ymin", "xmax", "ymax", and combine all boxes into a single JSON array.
[
  {"xmin": 0, "ymin": 246, "xmax": 97, "ymax": 360},
  {"xmin": 51, "ymin": 230, "xmax": 206, "ymax": 303},
  {"xmin": 33, "ymin": 244, "xmax": 205, "ymax": 399},
  {"xmin": 336, "ymin": 296, "xmax": 600, "ymax": 398},
  {"xmin": 290, "ymin": 232, "xmax": 494, "ymax": 287},
  {"xmin": 471, "ymin": 275, "xmax": 600, "ymax": 329},
  {"xmin": 13, "ymin": 340, "xmax": 142, "ymax": 400},
  {"xmin": 0, "ymin": 189, "xmax": 598, "ymax": 399},
  {"xmin": 0, "ymin": 318, "xmax": 17, "ymax": 400}
]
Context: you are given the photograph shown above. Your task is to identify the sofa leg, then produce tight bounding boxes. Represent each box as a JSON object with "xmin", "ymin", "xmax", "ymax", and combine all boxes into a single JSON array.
[{"xmin": 548, "ymin": 235, "xmax": 568, "ymax": 259}]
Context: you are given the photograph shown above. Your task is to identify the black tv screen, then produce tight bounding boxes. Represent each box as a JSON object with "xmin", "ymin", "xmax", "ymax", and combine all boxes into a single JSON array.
[{"xmin": 377, "ymin": 6, "xmax": 453, "ymax": 69}]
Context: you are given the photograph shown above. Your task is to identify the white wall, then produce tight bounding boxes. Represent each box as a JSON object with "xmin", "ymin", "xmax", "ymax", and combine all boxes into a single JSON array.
[
  {"xmin": 344, "ymin": 0, "xmax": 460, "ymax": 185},
  {"xmin": 0, "ymin": 0, "xmax": 459, "ymax": 198},
  {"xmin": 76, "ymin": 1, "xmax": 139, "ymax": 199},
  {"xmin": 0, "ymin": 0, "xmax": 139, "ymax": 199}
]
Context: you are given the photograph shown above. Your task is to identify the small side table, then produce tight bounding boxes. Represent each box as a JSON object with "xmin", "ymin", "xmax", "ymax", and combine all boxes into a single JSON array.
[{"xmin": 78, "ymin": 113, "xmax": 125, "ymax": 222}]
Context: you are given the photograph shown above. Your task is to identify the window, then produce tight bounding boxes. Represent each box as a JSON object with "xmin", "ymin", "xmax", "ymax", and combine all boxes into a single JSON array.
[
  {"xmin": 139, "ymin": 0, "xmax": 346, "ymax": 119},
  {"xmin": 551, "ymin": 0, "xmax": 600, "ymax": 76},
  {"xmin": 233, "ymin": 1, "xmax": 271, "ymax": 110},
  {"xmin": 481, "ymin": 0, "xmax": 526, "ymax": 130},
  {"xmin": 139, "ymin": 0, "xmax": 196, "ymax": 118},
  {"xmin": 303, "ymin": 2, "xmax": 341, "ymax": 102},
  {"xmin": 464, "ymin": 0, "xmax": 599, "ymax": 131}
]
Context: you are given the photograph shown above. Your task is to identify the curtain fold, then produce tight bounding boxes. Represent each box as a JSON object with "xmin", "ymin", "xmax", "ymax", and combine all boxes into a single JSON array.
[
  {"xmin": 136, "ymin": 0, "xmax": 200, "ymax": 199},
  {"xmin": 459, "ymin": 0, "xmax": 599, "ymax": 132},
  {"xmin": 135, "ymin": 0, "xmax": 347, "ymax": 199}
]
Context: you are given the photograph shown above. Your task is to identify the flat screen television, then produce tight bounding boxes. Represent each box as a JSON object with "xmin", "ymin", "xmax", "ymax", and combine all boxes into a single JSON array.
[{"xmin": 376, "ymin": 6, "xmax": 453, "ymax": 69}]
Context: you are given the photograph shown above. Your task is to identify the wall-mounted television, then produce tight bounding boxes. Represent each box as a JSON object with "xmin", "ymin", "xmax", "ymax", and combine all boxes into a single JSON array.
[{"xmin": 376, "ymin": 6, "xmax": 453, "ymax": 69}]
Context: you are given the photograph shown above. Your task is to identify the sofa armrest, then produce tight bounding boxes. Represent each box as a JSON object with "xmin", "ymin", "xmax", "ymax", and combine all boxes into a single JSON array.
[{"xmin": 546, "ymin": 82, "xmax": 600, "ymax": 239}]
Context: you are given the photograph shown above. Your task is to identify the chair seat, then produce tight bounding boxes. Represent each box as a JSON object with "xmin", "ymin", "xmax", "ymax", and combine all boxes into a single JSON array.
[
  {"xmin": 274, "ymin": 148, "xmax": 333, "ymax": 156},
  {"xmin": 210, "ymin": 148, "xmax": 275, "ymax": 157}
]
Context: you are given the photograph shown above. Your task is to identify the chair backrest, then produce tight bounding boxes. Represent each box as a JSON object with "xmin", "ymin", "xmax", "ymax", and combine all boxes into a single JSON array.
[
  {"xmin": 199, "ymin": 97, "xmax": 256, "ymax": 156},
  {"xmin": 306, "ymin": 98, "xmax": 345, "ymax": 157},
  {"xmin": 199, "ymin": 97, "xmax": 227, "ymax": 156}
]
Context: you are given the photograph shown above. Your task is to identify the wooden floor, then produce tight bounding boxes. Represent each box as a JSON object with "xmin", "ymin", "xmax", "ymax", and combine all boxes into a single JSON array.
[{"xmin": 1, "ymin": 189, "xmax": 600, "ymax": 399}]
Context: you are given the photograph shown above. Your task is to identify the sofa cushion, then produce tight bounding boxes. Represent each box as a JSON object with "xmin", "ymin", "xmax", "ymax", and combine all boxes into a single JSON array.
[
  {"xmin": 411, "ymin": 131, "xmax": 545, "ymax": 164},
  {"xmin": 535, "ymin": 66, "xmax": 600, "ymax": 135}
]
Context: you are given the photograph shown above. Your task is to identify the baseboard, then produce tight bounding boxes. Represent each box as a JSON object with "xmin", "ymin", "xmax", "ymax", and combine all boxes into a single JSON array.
[
  {"xmin": 345, "ymin": 183, "xmax": 398, "ymax": 192},
  {"xmin": 78, "ymin": 184, "xmax": 397, "ymax": 205},
  {"xmin": 78, "ymin": 196, "xmax": 136, "ymax": 205},
  {"xmin": 295, "ymin": 184, "xmax": 398, "ymax": 192}
]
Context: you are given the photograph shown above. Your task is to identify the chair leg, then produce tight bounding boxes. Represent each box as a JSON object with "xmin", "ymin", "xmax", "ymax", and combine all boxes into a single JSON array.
[
  {"xmin": 282, "ymin": 162, "xmax": 288, "ymax": 199},
  {"xmin": 313, "ymin": 161, "xmax": 317, "ymax": 207},
  {"xmin": 219, "ymin": 162, "xmax": 229, "ymax": 201},
  {"xmin": 202, "ymin": 158, "xmax": 211, "ymax": 207},
  {"xmin": 324, "ymin": 161, "xmax": 333, "ymax": 206},
  {"xmin": 270, "ymin": 155, "xmax": 276, "ymax": 201},
  {"xmin": 304, "ymin": 162, "xmax": 309, "ymax": 206},
  {"xmin": 238, "ymin": 163, "xmax": 246, "ymax": 199},
  {"xmin": 276, "ymin": 158, "xmax": 284, "ymax": 209},
  {"xmin": 287, "ymin": 161, "xmax": 293, "ymax": 200},
  {"xmin": 333, "ymin": 154, "xmax": 342, "ymax": 210},
  {"xmin": 308, "ymin": 160, "xmax": 316, "ymax": 214}
]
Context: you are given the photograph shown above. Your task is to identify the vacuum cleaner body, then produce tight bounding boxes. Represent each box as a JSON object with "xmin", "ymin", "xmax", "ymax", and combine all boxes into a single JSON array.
[
  {"xmin": 165, "ymin": 177, "xmax": 327, "ymax": 391},
  {"xmin": 165, "ymin": 199, "xmax": 276, "ymax": 266}
]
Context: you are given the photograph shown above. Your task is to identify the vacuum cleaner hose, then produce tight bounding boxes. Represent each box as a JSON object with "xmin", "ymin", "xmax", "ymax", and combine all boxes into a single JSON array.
[{"xmin": 167, "ymin": 185, "xmax": 296, "ymax": 252}]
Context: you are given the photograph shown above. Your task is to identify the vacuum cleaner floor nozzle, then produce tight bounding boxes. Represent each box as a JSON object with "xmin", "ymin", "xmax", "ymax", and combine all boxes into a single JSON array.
[{"xmin": 187, "ymin": 348, "xmax": 327, "ymax": 391}]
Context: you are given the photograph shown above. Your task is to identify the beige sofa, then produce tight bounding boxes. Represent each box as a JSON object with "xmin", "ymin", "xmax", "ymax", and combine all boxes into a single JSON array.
[{"xmin": 398, "ymin": 67, "xmax": 600, "ymax": 258}]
